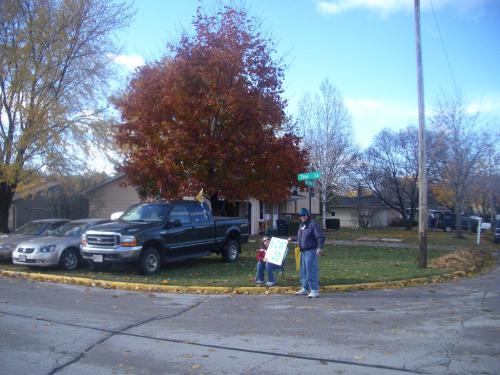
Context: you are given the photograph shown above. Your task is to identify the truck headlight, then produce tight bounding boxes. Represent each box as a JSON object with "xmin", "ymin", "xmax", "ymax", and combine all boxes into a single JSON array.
[
  {"xmin": 120, "ymin": 235, "xmax": 137, "ymax": 247},
  {"xmin": 39, "ymin": 245, "xmax": 56, "ymax": 253},
  {"xmin": 81, "ymin": 233, "xmax": 87, "ymax": 247}
]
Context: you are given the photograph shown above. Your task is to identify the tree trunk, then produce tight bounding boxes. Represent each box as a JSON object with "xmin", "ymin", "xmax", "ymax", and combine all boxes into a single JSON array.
[
  {"xmin": 0, "ymin": 182, "xmax": 15, "ymax": 233},
  {"xmin": 404, "ymin": 212, "xmax": 413, "ymax": 231},
  {"xmin": 455, "ymin": 206, "xmax": 464, "ymax": 239}
]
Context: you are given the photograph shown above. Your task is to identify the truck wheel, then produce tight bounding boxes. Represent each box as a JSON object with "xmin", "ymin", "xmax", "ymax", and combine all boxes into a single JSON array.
[
  {"xmin": 222, "ymin": 239, "xmax": 240, "ymax": 263},
  {"xmin": 138, "ymin": 247, "xmax": 161, "ymax": 275},
  {"xmin": 59, "ymin": 249, "xmax": 79, "ymax": 271}
]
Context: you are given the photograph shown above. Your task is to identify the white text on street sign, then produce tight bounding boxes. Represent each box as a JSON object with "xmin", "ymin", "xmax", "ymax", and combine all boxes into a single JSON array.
[{"xmin": 297, "ymin": 171, "xmax": 320, "ymax": 181}]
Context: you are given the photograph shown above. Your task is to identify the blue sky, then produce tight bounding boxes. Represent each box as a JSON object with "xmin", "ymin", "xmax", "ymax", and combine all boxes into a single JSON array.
[{"xmin": 111, "ymin": 0, "xmax": 500, "ymax": 148}]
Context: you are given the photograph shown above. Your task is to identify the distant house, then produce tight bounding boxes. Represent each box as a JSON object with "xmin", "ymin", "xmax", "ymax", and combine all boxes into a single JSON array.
[
  {"xmin": 81, "ymin": 174, "xmax": 320, "ymax": 235},
  {"xmin": 8, "ymin": 182, "xmax": 88, "ymax": 231},
  {"xmin": 80, "ymin": 174, "xmax": 140, "ymax": 219},
  {"xmin": 327, "ymin": 196, "xmax": 398, "ymax": 228}
]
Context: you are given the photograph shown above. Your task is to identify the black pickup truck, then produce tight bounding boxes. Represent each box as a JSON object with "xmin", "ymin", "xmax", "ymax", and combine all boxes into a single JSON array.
[{"xmin": 80, "ymin": 201, "xmax": 249, "ymax": 275}]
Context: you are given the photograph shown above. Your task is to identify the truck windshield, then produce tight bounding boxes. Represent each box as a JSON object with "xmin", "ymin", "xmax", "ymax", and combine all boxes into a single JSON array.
[{"xmin": 120, "ymin": 203, "xmax": 169, "ymax": 223}]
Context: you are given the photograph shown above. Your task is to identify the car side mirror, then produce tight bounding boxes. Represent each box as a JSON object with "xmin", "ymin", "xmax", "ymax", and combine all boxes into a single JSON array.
[{"xmin": 166, "ymin": 219, "xmax": 182, "ymax": 228}]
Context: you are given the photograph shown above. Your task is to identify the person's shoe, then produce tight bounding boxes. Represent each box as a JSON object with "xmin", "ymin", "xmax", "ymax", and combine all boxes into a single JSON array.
[
  {"xmin": 294, "ymin": 289, "xmax": 309, "ymax": 295},
  {"xmin": 307, "ymin": 291, "xmax": 319, "ymax": 298},
  {"xmin": 256, "ymin": 280, "xmax": 264, "ymax": 286},
  {"xmin": 265, "ymin": 281, "xmax": 275, "ymax": 287}
]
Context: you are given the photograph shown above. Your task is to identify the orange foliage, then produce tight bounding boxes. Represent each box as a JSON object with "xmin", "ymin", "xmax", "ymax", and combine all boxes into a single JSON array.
[{"xmin": 114, "ymin": 6, "xmax": 307, "ymax": 202}]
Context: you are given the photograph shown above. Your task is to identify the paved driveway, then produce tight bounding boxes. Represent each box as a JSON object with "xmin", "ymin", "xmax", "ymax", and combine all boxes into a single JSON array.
[{"xmin": 0, "ymin": 259, "xmax": 499, "ymax": 375}]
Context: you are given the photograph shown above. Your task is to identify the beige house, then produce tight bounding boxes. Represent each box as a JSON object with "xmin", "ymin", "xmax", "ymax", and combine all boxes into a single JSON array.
[
  {"xmin": 80, "ymin": 175, "xmax": 140, "ymax": 219},
  {"xmin": 327, "ymin": 196, "xmax": 397, "ymax": 228},
  {"xmin": 81, "ymin": 174, "xmax": 319, "ymax": 235}
]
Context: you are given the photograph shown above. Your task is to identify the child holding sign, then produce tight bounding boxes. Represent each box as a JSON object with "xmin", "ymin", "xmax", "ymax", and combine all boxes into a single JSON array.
[{"xmin": 255, "ymin": 236, "xmax": 282, "ymax": 287}]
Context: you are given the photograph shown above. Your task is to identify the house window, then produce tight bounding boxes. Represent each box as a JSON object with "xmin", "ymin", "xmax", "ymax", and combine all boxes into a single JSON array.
[
  {"xmin": 259, "ymin": 200, "xmax": 264, "ymax": 220},
  {"xmin": 331, "ymin": 212, "xmax": 335, "ymax": 216}
]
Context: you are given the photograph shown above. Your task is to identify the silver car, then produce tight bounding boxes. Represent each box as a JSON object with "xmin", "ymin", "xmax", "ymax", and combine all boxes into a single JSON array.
[
  {"xmin": 12, "ymin": 219, "xmax": 110, "ymax": 270},
  {"xmin": 0, "ymin": 219, "xmax": 69, "ymax": 260}
]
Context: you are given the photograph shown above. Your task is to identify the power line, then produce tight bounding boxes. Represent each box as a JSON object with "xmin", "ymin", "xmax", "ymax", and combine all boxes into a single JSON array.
[{"xmin": 429, "ymin": 0, "xmax": 459, "ymax": 92}]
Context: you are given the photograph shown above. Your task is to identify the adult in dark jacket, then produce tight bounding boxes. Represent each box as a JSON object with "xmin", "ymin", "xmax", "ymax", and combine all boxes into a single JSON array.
[{"xmin": 293, "ymin": 208, "xmax": 325, "ymax": 298}]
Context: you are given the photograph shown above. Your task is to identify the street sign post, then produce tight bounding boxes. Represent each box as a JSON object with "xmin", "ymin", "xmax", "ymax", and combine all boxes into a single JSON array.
[{"xmin": 297, "ymin": 171, "xmax": 320, "ymax": 214}]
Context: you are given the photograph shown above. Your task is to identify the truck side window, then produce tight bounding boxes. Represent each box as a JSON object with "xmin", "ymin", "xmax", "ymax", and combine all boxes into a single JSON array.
[
  {"xmin": 188, "ymin": 204, "xmax": 210, "ymax": 224},
  {"xmin": 169, "ymin": 205, "xmax": 191, "ymax": 224}
]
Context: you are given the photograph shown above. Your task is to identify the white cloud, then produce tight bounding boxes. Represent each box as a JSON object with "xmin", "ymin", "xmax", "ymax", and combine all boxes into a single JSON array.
[
  {"xmin": 316, "ymin": 0, "xmax": 490, "ymax": 16},
  {"xmin": 345, "ymin": 98, "xmax": 383, "ymax": 114},
  {"xmin": 345, "ymin": 97, "xmax": 416, "ymax": 118},
  {"xmin": 108, "ymin": 53, "xmax": 145, "ymax": 71},
  {"xmin": 466, "ymin": 98, "xmax": 500, "ymax": 114},
  {"xmin": 345, "ymin": 97, "xmax": 418, "ymax": 148},
  {"xmin": 317, "ymin": 0, "xmax": 411, "ymax": 16}
]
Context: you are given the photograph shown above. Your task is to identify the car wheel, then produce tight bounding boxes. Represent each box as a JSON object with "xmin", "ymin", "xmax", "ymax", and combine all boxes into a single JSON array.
[
  {"xmin": 138, "ymin": 247, "xmax": 161, "ymax": 275},
  {"xmin": 222, "ymin": 239, "xmax": 240, "ymax": 263},
  {"xmin": 60, "ymin": 249, "xmax": 79, "ymax": 271}
]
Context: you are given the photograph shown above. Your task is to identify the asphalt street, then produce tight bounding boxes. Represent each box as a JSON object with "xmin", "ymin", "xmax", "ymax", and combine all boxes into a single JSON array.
[{"xmin": 0, "ymin": 260, "xmax": 499, "ymax": 375}]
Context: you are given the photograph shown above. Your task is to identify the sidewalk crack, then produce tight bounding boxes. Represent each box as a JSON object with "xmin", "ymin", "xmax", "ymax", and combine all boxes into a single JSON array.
[{"xmin": 46, "ymin": 296, "xmax": 210, "ymax": 374}]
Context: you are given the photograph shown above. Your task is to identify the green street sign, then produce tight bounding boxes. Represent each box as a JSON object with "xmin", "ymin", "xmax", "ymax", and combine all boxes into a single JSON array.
[
  {"xmin": 298, "ymin": 171, "xmax": 320, "ymax": 181},
  {"xmin": 305, "ymin": 179, "xmax": 315, "ymax": 186}
]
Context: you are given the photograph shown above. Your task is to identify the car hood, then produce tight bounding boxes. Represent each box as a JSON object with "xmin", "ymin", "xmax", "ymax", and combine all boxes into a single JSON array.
[
  {"xmin": 15, "ymin": 236, "xmax": 80, "ymax": 250},
  {"xmin": 87, "ymin": 221, "xmax": 161, "ymax": 235}
]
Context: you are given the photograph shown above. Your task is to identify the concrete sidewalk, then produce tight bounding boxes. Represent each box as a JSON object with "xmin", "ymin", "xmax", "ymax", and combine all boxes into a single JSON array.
[{"xmin": 326, "ymin": 239, "xmax": 457, "ymax": 251}]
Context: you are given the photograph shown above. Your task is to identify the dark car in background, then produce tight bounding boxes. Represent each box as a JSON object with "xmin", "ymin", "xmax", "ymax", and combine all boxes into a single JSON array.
[
  {"xmin": 0, "ymin": 219, "xmax": 69, "ymax": 260},
  {"xmin": 435, "ymin": 213, "xmax": 470, "ymax": 232},
  {"xmin": 469, "ymin": 216, "xmax": 491, "ymax": 233}
]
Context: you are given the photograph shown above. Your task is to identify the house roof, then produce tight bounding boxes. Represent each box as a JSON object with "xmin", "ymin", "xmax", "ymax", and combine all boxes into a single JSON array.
[
  {"xmin": 12, "ymin": 182, "xmax": 60, "ymax": 201},
  {"xmin": 79, "ymin": 173, "xmax": 127, "ymax": 195}
]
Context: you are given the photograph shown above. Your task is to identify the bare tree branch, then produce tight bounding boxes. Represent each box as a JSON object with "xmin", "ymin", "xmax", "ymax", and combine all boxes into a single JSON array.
[
  {"xmin": 0, "ymin": 0, "xmax": 133, "ymax": 232},
  {"xmin": 296, "ymin": 79, "xmax": 357, "ymax": 228}
]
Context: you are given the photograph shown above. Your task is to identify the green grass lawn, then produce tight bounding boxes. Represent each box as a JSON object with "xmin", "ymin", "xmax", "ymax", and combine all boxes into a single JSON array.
[
  {"xmin": 0, "ymin": 242, "xmax": 457, "ymax": 288},
  {"xmin": 2, "ymin": 227, "xmax": 495, "ymax": 288}
]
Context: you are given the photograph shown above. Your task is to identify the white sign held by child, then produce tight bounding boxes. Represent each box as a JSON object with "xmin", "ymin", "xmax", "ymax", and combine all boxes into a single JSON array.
[{"xmin": 264, "ymin": 237, "xmax": 288, "ymax": 266}]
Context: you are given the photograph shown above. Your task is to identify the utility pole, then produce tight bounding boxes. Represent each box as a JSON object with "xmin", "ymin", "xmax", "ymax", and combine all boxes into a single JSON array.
[
  {"xmin": 308, "ymin": 185, "xmax": 312, "ymax": 215},
  {"xmin": 414, "ymin": 0, "xmax": 428, "ymax": 267}
]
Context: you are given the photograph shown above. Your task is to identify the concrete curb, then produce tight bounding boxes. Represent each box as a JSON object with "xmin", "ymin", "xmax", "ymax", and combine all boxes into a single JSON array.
[{"xmin": 0, "ymin": 269, "xmax": 472, "ymax": 295}]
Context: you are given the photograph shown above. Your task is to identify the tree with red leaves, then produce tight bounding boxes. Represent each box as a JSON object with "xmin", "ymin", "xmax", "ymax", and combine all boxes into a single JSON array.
[{"xmin": 114, "ymin": 6, "xmax": 307, "ymax": 208}]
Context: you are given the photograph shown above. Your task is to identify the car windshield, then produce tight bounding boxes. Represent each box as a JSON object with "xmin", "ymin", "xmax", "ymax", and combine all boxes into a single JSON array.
[
  {"xmin": 120, "ymin": 203, "xmax": 169, "ymax": 223},
  {"xmin": 15, "ymin": 221, "xmax": 46, "ymax": 235},
  {"xmin": 52, "ymin": 222, "xmax": 88, "ymax": 237}
]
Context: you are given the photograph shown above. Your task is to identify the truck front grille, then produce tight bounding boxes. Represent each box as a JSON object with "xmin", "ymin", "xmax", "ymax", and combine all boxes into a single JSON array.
[{"xmin": 86, "ymin": 234, "xmax": 120, "ymax": 248}]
